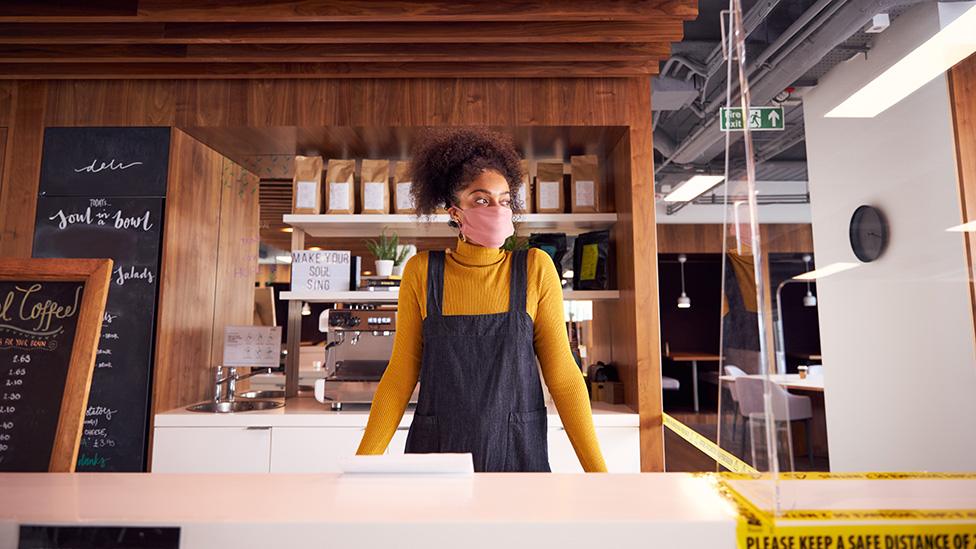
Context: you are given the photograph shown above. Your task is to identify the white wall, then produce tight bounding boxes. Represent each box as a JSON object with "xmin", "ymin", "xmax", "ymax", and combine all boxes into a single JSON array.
[{"xmin": 803, "ymin": 3, "xmax": 976, "ymax": 471}]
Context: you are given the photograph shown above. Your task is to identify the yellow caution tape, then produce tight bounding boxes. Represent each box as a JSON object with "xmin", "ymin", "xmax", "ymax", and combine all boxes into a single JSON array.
[
  {"xmin": 709, "ymin": 476, "xmax": 976, "ymax": 548},
  {"xmin": 779, "ymin": 472, "xmax": 976, "ymax": 481},
  {"xmin": 662, "ymin": 413, "xmax": 760, "ymax": 476},
  {"xmin": 719, "ymin": 472, "xmax": 976, "ymax": 481},
  {"xmin": 739, "ymin": 522, "xmax": 976, "ymax": 548}
]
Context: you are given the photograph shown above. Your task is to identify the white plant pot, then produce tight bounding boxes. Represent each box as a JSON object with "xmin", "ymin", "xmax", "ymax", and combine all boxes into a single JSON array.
[
  {"xmin": 392, "ymin": 264, "xmax": 404, "ymax": 276},
  {"xmin": 375, "ymin": 259, "xmax": 394, "ymax": 277}
]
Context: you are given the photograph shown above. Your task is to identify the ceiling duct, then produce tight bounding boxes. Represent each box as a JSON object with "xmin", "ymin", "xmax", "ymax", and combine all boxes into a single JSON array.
[{"xmin": 655, "ymin": 0, "xmax": 923, "ymax": 169}]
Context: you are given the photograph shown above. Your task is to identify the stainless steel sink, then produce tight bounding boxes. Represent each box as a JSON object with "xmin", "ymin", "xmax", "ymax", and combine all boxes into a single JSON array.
[
  {"xmin": 238, "ymin": 390, "xmax": 286, "ymax": 399},
  {"xmin": 186, "ymin": 400, "xmax": 284, "ymax": 413}
]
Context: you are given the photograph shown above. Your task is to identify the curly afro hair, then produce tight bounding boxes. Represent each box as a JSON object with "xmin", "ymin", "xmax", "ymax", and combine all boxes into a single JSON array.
[{"xmin": 409, "ymin": 127, "xmax": 524, "ymax": 216}]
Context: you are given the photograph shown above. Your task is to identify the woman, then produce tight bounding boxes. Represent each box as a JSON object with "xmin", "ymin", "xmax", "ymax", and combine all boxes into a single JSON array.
[{"xmin": 356, "ymin": 128, "xmax": 606, "ymax": 472}]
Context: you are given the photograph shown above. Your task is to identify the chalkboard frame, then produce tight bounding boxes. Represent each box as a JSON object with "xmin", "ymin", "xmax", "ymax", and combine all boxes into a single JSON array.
[{"xmin": 0, "ymin": 258, "xmax": 112, "ymax": 472}]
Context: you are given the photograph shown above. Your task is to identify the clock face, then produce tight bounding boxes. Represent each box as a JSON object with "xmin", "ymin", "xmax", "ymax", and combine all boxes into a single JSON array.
[{"xmin": 849, "ymin": 205, "xmax": 888, "ymax": 262}]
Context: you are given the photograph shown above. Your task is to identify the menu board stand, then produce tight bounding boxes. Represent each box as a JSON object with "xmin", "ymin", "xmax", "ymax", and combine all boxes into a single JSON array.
[{"xmin": 0, "ymin": 258, "xmax": 112, "ymax": 472}]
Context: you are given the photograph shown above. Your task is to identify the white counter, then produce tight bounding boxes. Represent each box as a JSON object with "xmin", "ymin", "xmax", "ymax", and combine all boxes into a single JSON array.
[
  {"xmin": 154, "ymin": 396, "xmax": 639, "ymax": 429},
  {"xmin": 152, "ymin": 397, "xmax": 642, "ymax": 474},
  {"xmin": 0, "ymin": 472, "xmax": 738, "ymax": 549}
]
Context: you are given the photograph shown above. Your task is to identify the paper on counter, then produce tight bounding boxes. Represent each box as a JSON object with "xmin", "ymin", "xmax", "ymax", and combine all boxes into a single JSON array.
[{"xmin": 339, "ymin": 453, "xmax": 474, "ymax": 475}]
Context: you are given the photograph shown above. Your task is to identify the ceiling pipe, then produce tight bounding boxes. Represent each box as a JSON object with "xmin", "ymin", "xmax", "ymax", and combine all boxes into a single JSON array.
[
  {"xmin": 655, "ymin": 0, "xmax": 923, "ymax": 169},
  {"xmin": 663, "ymin": 0, "xmax": 789, "ymax": 85}
]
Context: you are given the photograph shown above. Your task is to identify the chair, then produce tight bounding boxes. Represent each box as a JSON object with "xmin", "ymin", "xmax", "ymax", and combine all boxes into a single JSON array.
[
  {"xmin": 723, "ymin": 365, "xmax": 747, "ymax": 442},
  {"xmin": 735, "ymin": 377, "xmax": 814, "ymax": 468},
  {"xmin": 662, "ymin": 376, "xmax": 681, "ymax": 391}
]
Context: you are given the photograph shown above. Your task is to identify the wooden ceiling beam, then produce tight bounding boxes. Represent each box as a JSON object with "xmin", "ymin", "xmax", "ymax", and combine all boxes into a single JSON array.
[
  {"xmin": 0, "ymin": 0, "xmax": 697, "ymax": 23},
  {"xmin": 0, "ymin": 42, "xmax": 671, "ymax": 63},
  {"xmin": 0, "ymin": 21, "xmax": 684, "ymax": 45},
  {"xmin": 0, "ymin": 60, "xmax": 659, "ymax": 79}
]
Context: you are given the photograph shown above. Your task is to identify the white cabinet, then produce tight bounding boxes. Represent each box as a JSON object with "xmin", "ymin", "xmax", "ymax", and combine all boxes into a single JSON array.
[
  {"xmin": 152, "ymin": 419, "xmax": 639, "ymax": 473},
  {"xmin": 388, "ymin": 428, "xmax": 410, "ymax": 454},
  {"xmin": 270, "ymin": 427, "xmax": 363, "ymax": 473},
  {"xmin": 548, "ymin": 427, "xmax": 640, "ymax": 473},
  {"xmin": 388, "ymin": 425, "xmax": 640, "ymax": 473},
  {"xmin": 152, "ymin": 427, "xmax": 272, "ymax": 473}
]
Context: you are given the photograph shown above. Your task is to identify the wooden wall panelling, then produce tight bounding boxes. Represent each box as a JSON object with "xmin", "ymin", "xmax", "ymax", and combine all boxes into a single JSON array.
[
  {"xmin": 208, "ymin": 159, "xmax": 261, "ymax": 391},
  {"xmin": 0, "ymin": 2, "xmax": 697, "ymax": 79},
  {"xmin": 657, "ymin": 224, "xmax": 725, "ymax": 254},
  {"xmin": 0, "ymin": 80, "xmax": 45, "ymax": 257},
  {"xmin": 762, "ymin": 223, "xmax": 814, "ymax": 253},
  {"xmin": 594, "ymin": 78, "xmax": 663, "ymax": 472},
  {"xmin": 0, "ymin": 128, "xmax": 6, "ymax": 207},
  {"xmin": 152, "ymin": 129, "xmax": 224, "ymax": 418},
  {"xmin": 0, "ymin": 76, "xmax": 665, "ymax": 468},
  {"xmin": 0, "ymin": 81, "xmax": 13, "ymax": 124},
  {"xmin": 950, "ymin": 55, "xmax": 976, "ymax": 340},
  {"xmin": 657, "ymin": 224, "xmax": 814, "ymax": 254},
  {"xmin": 626, "ymin": 79, "xmax": 664, "ymax": 473},
  {"xmin": 1, "ymin": 0, "xmax": 697, "ymax": 22}
]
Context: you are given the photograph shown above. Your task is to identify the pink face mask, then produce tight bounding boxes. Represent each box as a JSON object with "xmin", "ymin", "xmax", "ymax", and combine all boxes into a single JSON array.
[{"xmin": 456, "ymin": 206, "xmax": 515, "ymax": 249}]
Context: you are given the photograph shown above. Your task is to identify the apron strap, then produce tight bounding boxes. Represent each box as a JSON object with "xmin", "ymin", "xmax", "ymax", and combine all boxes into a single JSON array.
[
  {"xmin": 509, "ymin": 249, "xmax": 528, "ymax": 314},
  {"xmin": 426, "ymin": 250, "xmax": 446, "ymax": 317}
]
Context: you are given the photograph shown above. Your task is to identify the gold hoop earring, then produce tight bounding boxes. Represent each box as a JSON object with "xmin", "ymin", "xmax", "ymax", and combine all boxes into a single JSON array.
[{"xmin": 458, "ymin": 231, "xmax": 467, "ymax": 243}]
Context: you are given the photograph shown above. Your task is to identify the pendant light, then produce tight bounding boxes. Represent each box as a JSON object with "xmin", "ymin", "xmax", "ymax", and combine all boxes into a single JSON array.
[
  {"xmin": 802, "ymin": 255, "xmax": 817, "ymax": 307},
  {"xmin": 301, "ymin": 302, "xmax": 312, "ymax": 316},
  {"xmin": 677, "ymin": 254, "xmax": 691, "ymax": 309}
]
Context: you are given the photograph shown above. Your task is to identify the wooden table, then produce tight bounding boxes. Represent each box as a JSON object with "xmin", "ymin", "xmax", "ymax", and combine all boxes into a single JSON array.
[
  {"xmin": 667, "ymin": 352, "xmax": 722, "ymax": 412},
  {"xmin": 718, "ymin": 373, "xmax": 823, "ymax": 392}
]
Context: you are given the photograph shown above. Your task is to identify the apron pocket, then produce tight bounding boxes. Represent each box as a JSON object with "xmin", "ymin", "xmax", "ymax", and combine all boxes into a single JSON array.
[
  {"xmin": 404, "ymin": 414, "xmax": 440, "ymax": 454},
  {"xmin": 505, "ymin": 408, "xmax": 551, "ymax": 472}
]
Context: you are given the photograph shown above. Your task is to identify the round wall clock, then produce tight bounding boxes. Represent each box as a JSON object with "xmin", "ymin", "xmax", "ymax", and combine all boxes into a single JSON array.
[{"xmin": 849, "ymin": 205, "xmax": 888, "ymax": 262}]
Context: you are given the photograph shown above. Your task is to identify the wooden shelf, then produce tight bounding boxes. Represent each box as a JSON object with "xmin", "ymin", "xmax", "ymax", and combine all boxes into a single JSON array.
[
  {"xmin": 280, "ymin": 289, "xmax": 619, "ymax": 303},
  {"xmin": 283, "ymin": 213, "xmax": 617, "ymax": 238}
]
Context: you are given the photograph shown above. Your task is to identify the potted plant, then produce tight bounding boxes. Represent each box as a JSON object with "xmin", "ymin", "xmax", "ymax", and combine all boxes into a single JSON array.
[
  {"xmin": 365, "ymin": 229, "xmax": 401, "ymax": 277},
  {"xmin": 392, "ymin": 244, "xmax": 415, "ymax": 276}
]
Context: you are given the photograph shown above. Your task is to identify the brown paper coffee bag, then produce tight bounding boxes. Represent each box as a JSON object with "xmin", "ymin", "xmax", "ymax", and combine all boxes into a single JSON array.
[
  {"xmin": 360, "ymin": 159, "xmax": 390, "ymax": 214},
  {"xmin": 570, "ymin": 154, "xmax": 600, "ymax": 213},
  {"xmin": 325, "ymin": 159, "xmax": 356, "ymax": 214},
  {"xmin": 535, "ymin": 161, "xmax": 565, "ymax": 213},
  {"xmin": 517, "ymin": 159, "xmax": 533, "ymax": 213},
  {"xmin": 393, "ymin": 160, "xmax": 416, "ymax": 214},
  {"xmin": 292, "ymin": 155, "xmax": 324, "ymax": 214}
]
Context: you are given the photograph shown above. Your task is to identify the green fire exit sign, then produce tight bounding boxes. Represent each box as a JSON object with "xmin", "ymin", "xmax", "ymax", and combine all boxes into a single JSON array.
[{"xmin": 719, "ymin": 106, "xmax": 785, "ymax": 131}]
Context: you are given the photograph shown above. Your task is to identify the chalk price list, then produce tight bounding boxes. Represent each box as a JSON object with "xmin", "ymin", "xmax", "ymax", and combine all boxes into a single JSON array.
[{"xmin": 0, "ymin": 355, "xmax": 30, "ymax": 465}]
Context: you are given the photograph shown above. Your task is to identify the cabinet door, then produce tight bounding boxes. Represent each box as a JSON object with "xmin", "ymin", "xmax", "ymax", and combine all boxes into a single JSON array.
[
  {"xmin": 547, "ymin": 427, "xmax": 640, "ymax": 473},
  {"xmin": 270, "ymin": 427, "xmax": 364, "ymax": 473},
  {"xmin": 152, "ymin": 427, "xmax": 271, "ymax": 473},
  {"xmin": 387, "ymin": 428, "xmax": 410, "ymax": 454},
  {"xmin": 597, "ymin": 427, "xmax": 641, "ymax": 472},
  {"xmin": 548, "ymin": 427, "xmax": 584, "ymax": 473}
]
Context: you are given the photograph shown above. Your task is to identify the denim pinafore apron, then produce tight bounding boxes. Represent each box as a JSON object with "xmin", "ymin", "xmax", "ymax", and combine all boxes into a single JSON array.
[{"xmin": 404, "ymin": 249, "xmax": 551, "ymax": 472}]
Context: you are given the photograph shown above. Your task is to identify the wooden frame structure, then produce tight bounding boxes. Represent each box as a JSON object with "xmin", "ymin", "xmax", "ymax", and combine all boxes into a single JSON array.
[{"xmin": 0, "ymin": 257, "xmax": 112, "ymax": 472}]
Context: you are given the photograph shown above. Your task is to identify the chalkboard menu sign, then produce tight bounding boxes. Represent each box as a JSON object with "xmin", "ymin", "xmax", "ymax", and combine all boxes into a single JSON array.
[
  {"xmin": 0, "ymin": 258, "xmax": 112, "ymax": 472},
  {"xmin": 33, "ymin": 126, "xmax": 169, "ymax": 472},
  {"xmin": 38, "ymin": 127, "xmax": 170, "ymax": 197}
]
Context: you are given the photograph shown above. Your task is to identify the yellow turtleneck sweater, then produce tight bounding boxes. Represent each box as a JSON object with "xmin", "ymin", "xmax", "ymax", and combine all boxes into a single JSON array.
[{"xmin": 356, "ymin": 238, "xmax": 607, "ymax": 472}]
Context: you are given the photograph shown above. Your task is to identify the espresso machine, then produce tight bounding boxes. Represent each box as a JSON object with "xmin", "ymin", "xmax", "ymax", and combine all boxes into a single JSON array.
[{"xmin": 314, "ymin": 304, "xmax": 417, "ymax": 410}]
